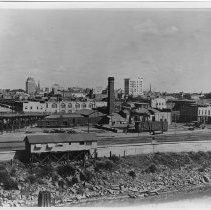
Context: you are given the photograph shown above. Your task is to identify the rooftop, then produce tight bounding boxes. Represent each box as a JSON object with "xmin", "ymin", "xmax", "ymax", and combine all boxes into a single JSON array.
[{"xmin": 25, "ymin": 133, "xmax": 97, "ymax": 144}]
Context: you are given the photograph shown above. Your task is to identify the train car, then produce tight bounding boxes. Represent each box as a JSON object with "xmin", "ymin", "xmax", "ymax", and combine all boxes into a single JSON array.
[{"xmin": 135, "ymin": 120, "xmax": 168, "ymax": 133}]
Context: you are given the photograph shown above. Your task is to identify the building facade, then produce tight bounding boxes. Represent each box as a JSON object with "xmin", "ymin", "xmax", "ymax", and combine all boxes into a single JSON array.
[
  {"xmin": 26, "ymin": 77, "xmax": 37, "ymax": 95},
  {"xmin": 124, "ymin": 77, "xmax": 143, "ymax": 97},
  {"xmin": 151, "ymin": 98, "xmax": 167, "ymax": 110},
  {"xmin": 23, "ymin": 100, "xmax": 107, "ymax": 113},
  {"xmin": 198, "ymin": 105, "xmax": 211, "ymax": 123}
]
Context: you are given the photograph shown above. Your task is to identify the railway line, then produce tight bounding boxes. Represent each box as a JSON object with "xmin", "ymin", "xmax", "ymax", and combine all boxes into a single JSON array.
[{"xmin": 97, "ymin": 131, "xmax": 211, "ymax": 146}]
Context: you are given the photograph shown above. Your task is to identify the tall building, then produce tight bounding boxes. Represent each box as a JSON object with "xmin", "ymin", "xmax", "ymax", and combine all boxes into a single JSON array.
[
  {"xmin": 107, "ymin": 77, "xmax": 115, "ymax": 115},
  {"xmin": 124, "ymin": 77, "xmax": 143, "ymax": 97},
  {"xmin": 26, "ymin": 77, "xmax": 37, "ymax": 95}
]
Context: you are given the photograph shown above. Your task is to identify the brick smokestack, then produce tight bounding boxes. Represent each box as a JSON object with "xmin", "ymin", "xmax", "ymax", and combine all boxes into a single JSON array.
[{"xmin": 107, "ymin": 77, "xmax": 115, "ymax": 115}]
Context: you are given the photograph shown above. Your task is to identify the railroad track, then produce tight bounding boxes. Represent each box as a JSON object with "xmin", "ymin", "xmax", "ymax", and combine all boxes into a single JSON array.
[{"xmin": 98, "ymin": 132, "xmax": 211, "ymax": 146}]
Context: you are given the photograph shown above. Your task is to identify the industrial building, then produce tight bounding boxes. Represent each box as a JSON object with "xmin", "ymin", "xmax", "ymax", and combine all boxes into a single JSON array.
[{"xmin": 38, "ymin": 109, "xmax": 105, "ymax": 128}]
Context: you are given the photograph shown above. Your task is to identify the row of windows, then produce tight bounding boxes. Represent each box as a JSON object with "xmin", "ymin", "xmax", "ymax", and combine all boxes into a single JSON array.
[
  {"xmin": 50, "ymin": 103, "xmax": 94, "ymax": 109},
  {"xmin": 155, "ymin": 102, "xmax": 165, "ymax": 106},
  {"xmin": 25, "ymin": 103, "xmax": 94, "ymax": 110},
  {"xmin": 34, "ymin": 141, "xmax": 92, "ymax": 149},
  {"xmin": 25, "ymin": 106, "xmax": 44, "ymax": 110},
  {"xmin": 198, "ymin": 109, "xmax": 211, "ymax": 116}
]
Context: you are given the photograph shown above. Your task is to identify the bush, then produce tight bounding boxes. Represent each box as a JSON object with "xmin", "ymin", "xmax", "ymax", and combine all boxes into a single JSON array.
[
  {"xmin": 9, "ymin": 168, "xmax": 16, "ymax": 177},
  {"xmin": 109, "ymin": 155, "xmax": 120, "ymax": 163},
  {"xmin": 4, "ymin": 178, "xmax": 18, "ymax": 190},
  {"xmin": 95, "ymin": 160, "xmax": 115, "ymax": 171},
  {"xmin": 37, "ymin": 164, "xmax": 54, "ymax": 177},
  {"xmin": 145, "ymin": 164, "xmax": 157, "ymax": 173},
  {"xmin": 57, "ymin": 164, "xmax": 76, "ymax": 178},
  {"xmin": 0, "ymin": 169, "xmax": 18, "ymax": 190},
  {"xmin": 0, "ymin": 164, "xmax": 6, "ymax": 171},
  {"xmin": 83, "ymin": 170, "xmax": 94, "ymax": 182},
  {"xmin": 27, "ymin": 174, "xmax": 37, "ymax": 184},
  {"xmin": 0, "ymin": 169, "xmax": 9, "ymax": 183},
  {"xmin": 128, "ymin": 170, "xmax": 136, "ymax": 178}
]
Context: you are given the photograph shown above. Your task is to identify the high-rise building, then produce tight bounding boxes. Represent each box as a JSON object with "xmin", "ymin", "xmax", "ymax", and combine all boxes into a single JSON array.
[
  {"xmin": 26, "ymin": 77, "xmax": 37, "ymax": 95},
  {"xmin": 107, "ymin": 77, "xmax": 115, "ymax": 115},
  {"xmin": 124, "ymin": 77, "xmax": 143, "ymax": 97}
]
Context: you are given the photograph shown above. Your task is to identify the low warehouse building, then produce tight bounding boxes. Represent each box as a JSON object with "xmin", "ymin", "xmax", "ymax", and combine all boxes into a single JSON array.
[
  {"xmin": 38, "ymin": 109, "xmax": 105, "ymax": 128},
  {"xmin": 24, "ymin": 133, "xmax": 97, "ymax": 162}
]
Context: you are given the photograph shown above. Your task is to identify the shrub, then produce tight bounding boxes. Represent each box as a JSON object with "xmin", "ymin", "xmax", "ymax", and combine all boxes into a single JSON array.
[
  {"xmin": 95, "ymin": 160, "xmax": 115, "ymax": 171},
  {"xmin": 0, "ymin": 164, "xmax": 6, "ymax": 171},
  {"xmin": 3, "ymin": 178, "xmax": 18, "ymax": 190},
  {"xmin": 83, "ymin": 170, "xmax": 94, "ymax": 182},
  {"xmin": 0, "ymin": 169, "xmax": 9, "ymax": 183},
  {"xmin": 109, "ymin": 155, "xmax": 120, "ymax": 163},
  {"xmin": 104, "ymin": 160, "xmax": 115, "ymax": 171},
  {"xmin": 57, "ymin": 164, "xmax": 76, "ymax": 178},
  {"xmin": 9, "ymin": 168, "xmax": 16, "ymax": 177},
  {"xmin": 37, "ymin": 164, "xmax": 54, "ymax": 177},
  {"xmin": 128, "ymin": 170, "xmax": 136, "ymax": 178},
  {"xmin": 145, "ymin": 164, "xmax": 157, "ymax": 173},
  {"xmin": 27, "ymin": 174, "xmax": 37, "ymax": 184}
]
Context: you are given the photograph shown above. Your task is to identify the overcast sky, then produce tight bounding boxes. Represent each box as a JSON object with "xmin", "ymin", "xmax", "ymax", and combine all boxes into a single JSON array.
[{"xmin": 0, "ymin": 9, "xmax": 211, "ymax": 92}]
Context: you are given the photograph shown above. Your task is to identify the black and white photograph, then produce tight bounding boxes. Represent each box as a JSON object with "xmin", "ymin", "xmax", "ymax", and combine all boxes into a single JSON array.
[{"xmin": 0, "ymin": 1, "xmax": 211, "ymax": 209}]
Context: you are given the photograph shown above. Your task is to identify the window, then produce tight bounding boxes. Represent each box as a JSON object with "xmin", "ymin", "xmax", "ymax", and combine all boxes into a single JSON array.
[
  {"xmin": 68, "ymin": 110, "xmax": 72, "ymax": 113},
  {"xmin": 46, "ymin": 103, "xmax": 48, "ymax": 108},
  {"xmin": 52, "ymin": 103, "xmax": 57, "ymax": 108},
  {"xmin": 89, "ymin": 103, "xmax": 93, "ymax": 108},
  {"xmin": 25, "ymin": 106, "xmax": 28, "ymax": 109},
  {"xmin": 198, "ymin": 110, "xmax": 200, "ymax": 115},
  {"xmin": 61, "ymin": 103, "xmax": 66, "ymax": 108},
  {"xmin": 79, "ymin": 141, "xmax": 84, "ymax": 145},
  {"xmin": 69, "ymin": 142, "xmax": 71, "ymax": 145},
  {"xmin": 86, "ymin": 142, "xmax": 92, "ymax": 145},
  {"xmin": 82, "ymin": 103, "xmax": 87, "ymax": 108},
  {"xmin": 30, "ymin": 106, "xmax": 32, "ymax": 110},
  {"xmin": 37, "ymin": 106, "xmax": 39, "ymax": 110},
  {"xmin": 62, "ymin": 121, "xmax": 68, "ymax": 126},
  {"xmin": 75, "ymin": 103, "xmax": 80, "ymax": 109},
  {"xmin": 68, "ymin": 103, "xmax": 72, "ymax": 108},
  {"xmin": 209, "ymin": 110, "xmax": 210, "ymax": 116},
  {"xmin": 205, "ymin": 110, "xmax": 207, "ymax": 115}
]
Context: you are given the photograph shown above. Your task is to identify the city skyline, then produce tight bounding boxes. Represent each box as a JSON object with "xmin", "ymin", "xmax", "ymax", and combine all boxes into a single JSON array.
[{"xmin": 1, "ymin": 9, "xmax": 211, "ymax": 92}]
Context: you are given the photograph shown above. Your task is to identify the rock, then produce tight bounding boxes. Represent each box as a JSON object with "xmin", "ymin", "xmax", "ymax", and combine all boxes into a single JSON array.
[
  {"xmin": 95, "ymin": 185, "xmax": 101, "ymax": 190},
  {"xmin": 203, "ymin": 175, "xmax": 210, "ymax": 183},
  {"xmin": 129, "ymin": 187, "xmax": 138, "ymax": 192},
  {"xmin": 70, "ymin": 187, "xmax": 77, "ymax": 194},
  {"xmin": 128, "ymin": 193, "xmax": 136, "ymax": 198},
  {"xmin": 107, "ymin": 189, "xmax": 115, "ymax": 194},
  {"xmin": 111, "ymin": 185, "xmax": 120, "ymax": 190},
  {"xmin": 149, "ymin": 189, "xmax": 159, "ymax": 195}
]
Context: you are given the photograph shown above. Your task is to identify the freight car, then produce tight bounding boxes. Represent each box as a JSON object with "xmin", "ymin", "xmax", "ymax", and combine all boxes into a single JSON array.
[{"xmin": 135, "ymin": 120, "xmax": 168, "ymax": 133}]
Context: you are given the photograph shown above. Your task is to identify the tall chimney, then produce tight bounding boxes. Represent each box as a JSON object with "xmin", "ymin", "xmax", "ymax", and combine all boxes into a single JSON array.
[{"xmin": 107, "ymin": 77, "xmax": 115, "ymax": 115}]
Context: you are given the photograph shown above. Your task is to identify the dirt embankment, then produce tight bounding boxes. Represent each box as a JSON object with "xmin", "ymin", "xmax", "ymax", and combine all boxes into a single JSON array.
[{"xmin": 0, "ymin": 151, "xmax": 211, "ymax": 207}]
